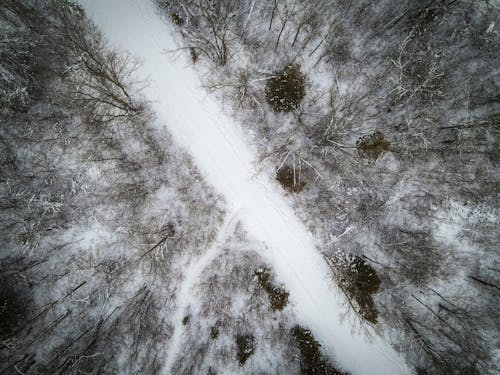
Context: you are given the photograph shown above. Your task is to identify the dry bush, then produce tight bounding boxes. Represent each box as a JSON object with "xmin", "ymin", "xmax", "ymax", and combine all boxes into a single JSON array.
[
  {"xmin": 324, "ymin": 252, "xmax": 381, "ymax": 324},
  {"xmin": 291, "ymin": 325, "xmax": 347, "ymax": 375},
  {"xmin": 254, "ymin": 268, "xmax": 289, "ymax": 311},
  {"xmin": 265, "ymin": 64, "xmax": 306, "ymax": 112},
  {"xmin": 235, "ymin": 334, "xmax": 255, "ymax": 366},
  {"xmin": 276, "ymin": 165, "xmax": 307, "ymax": 193},
  {"xmin": 356, "ymin": 130, "xmax": 391, "ymax": 160}
]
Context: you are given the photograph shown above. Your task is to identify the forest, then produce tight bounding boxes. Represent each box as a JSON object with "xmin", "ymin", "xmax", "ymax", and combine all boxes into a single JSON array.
[{"xmin": 1, "ymin": 0, "xmax": 499, "ymax": 374}]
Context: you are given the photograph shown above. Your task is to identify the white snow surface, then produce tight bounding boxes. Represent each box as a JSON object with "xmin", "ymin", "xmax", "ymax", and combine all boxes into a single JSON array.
[{"xmin": 78, "ymin": 1, "xmax": 412, "ymax": 374}]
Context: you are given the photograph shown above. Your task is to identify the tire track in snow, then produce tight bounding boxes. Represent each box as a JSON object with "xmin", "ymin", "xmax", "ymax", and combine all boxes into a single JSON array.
[{"xmin": 78, "ymin": 1, "xmax": 412, "ymax": 374}]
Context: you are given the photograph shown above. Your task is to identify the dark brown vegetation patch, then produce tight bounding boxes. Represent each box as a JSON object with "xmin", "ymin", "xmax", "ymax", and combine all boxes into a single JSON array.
[
  {"xmin": 356, "ymin": 130, "xmax": 390, "ymax": 160},
  {"xmin": 171, "ymin": 12, "xmax": 184, "ymax": 26},
  {"xmin": 339, "ymin": 256, "xmax": 381, "ymax": 324},
  {"xmin": 210, "ymin": 325, "xmax": 219, "ymax": 340},
  {"xmin": 265, "ymin": 64, "xmax": 306, "ymax": 112},
  {"xmin": 190, "ymin": 47, "xmax": 198, "ymax": 64},
  {"xmin": 276, "ymin": 165, "xmax": 306, "ymax": 193},
  {"xmin": 255, "ymin": 268, "xmax": 289, "ymax": 311},
  {"xmin": 291, "ymin": 326, "xmax": 347, "ymax": 375},
  {"xmin": 235, "ymin": 334, "xmax": 255, "ymax": 366}
]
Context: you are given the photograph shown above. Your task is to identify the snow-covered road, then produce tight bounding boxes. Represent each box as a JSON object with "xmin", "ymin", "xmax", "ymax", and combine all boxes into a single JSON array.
[{"xmin": 78, "ymin": 1, "xmax": 411, "ymax": 374}]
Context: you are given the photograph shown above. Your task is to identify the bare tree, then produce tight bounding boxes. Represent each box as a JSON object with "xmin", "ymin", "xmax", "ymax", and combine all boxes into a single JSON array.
[{"xmin": 52, "ymin": 2, "xmax": 144, "ymax": 122}]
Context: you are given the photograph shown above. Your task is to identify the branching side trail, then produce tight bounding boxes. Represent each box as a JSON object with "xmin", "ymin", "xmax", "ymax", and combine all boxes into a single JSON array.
[
  {"xmin": 163, "ymin": 209, "xmax": 242, "ymax": 372},
  {"xmin": 78, "ymin": 1, "xmax": 411, "ymax": 374}
]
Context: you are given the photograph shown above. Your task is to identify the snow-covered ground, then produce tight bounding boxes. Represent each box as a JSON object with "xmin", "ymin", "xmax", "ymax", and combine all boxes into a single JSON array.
[{"xmin": 78, "ymin": 1, "xmax": 412, "ymax": 374}]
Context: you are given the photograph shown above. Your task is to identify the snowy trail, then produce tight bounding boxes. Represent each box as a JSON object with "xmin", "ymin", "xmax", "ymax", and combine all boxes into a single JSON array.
[
  {"xmin": 165, "ymin": 209, "xmax": 242, "ymax": 371},
  {"xmin": 78, "ymin": 1, "xmax": 411, "ymax": 374}
]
